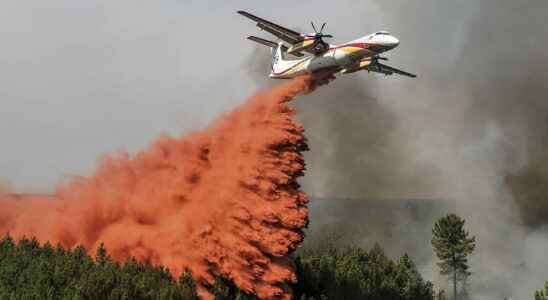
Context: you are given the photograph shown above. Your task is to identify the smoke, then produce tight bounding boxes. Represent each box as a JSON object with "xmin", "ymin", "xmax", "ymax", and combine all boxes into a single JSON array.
[
  {"xmin": 367, "ymin": 0, "xmax": 548, "ymax": 225},
  {"xmin": 0, "ymin": 76, "xmax": 313, "ymax": 299},
  {"xmin": 261, "ymin": 1, "xmax": 548, "ymax": 299},
  {"xmin": 296, "ymin": 78, "xmax": 446, "ymax": 199}
]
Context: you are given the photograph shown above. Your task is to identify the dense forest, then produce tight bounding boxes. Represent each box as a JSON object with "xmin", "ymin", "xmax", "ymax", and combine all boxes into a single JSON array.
[
  {"xmin": 0, "ymin": 235, "xmax": 435, "ymax": 300},
  {"xmin": 292, "ymin": 244, "xmax": 434, "ymax": 300},
  {"xmin": 0, "ymin": 236, "xmax": 198, "ymax": 299},
  {"xmin": 1, "ymin": 234, "xmax": 545, "ymax": 299}
]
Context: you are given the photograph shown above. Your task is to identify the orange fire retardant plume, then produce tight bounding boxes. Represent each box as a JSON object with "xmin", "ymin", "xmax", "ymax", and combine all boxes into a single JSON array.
[{"xmin": 0, "ymin": 76, "xmax": 315, "ymax": 299}]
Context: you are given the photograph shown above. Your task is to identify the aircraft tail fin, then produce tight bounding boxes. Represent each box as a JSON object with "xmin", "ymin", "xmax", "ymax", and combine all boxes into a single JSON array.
[
  {"xmin": 270, "ymin": 42, "xmax": 304, "ymax": 78},
  {"xmin": 271, "ymin": 42, "xmax": 286, "ymax": 68}
]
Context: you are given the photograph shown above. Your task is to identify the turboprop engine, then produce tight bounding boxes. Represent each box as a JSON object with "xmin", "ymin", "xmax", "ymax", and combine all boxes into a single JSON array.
[
  {"xmin": 287, "ymin": 38, "xmax": 318, "ymax": 55},
  {"xmin": 288, "ymin": 21, "xmax": 332, "ymax": 55},
  {"xmin": 341, "ymin": 56, "xmax": 389, "ymax": 74},
  {"xmin": 340, "ymin": 58, "xmax": 373, "ymax": 74}
]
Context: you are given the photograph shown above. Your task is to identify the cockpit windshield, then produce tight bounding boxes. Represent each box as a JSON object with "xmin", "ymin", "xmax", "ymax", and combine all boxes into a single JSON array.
[{"xmin": 375, "ymin": 31, "xmax": 391, "ymax": 35}]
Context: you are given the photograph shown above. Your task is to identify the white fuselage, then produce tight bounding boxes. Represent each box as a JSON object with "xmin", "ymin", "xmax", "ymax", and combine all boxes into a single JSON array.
[{"xmin": 270, "ymin": 31, "xmax": 400, "ymax": 79}]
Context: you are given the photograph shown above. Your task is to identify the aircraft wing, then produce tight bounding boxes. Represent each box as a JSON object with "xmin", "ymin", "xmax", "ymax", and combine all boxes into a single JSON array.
[
  {"xmin": 370, "ymin": 62, "xmax": 417, "ymax": 78},
  {"xmin": 238, "ymin": 10, "xmax": 304, "ymax": 45},
  {"xmin": 247, "ymin": 36, "xmax": 305, "ymax": 57}
]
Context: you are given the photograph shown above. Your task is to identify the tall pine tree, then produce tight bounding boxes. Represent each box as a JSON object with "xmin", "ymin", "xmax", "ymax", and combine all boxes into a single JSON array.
[{"xmin": 431, "ymin": 214, "xmax": 476, "ymax": 300}]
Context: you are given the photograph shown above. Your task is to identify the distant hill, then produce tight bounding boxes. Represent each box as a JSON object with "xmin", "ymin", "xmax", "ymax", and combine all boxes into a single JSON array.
[{"xmin": 304, "ymin": 197, "xmax": 452, "ymax": 266}]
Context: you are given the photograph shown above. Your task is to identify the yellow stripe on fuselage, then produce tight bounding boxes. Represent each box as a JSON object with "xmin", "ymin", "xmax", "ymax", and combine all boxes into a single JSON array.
[
  {"xmin": 336, "ymin": 46, "xmax": 365, "ymax": 55},
  {"xmin": 288, "ymin": 58, "xmax": 313, "ymax": 75}
]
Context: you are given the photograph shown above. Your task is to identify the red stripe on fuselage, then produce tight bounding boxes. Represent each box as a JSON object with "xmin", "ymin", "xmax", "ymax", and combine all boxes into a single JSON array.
[{"xmin": 271, "ymin": 58, "xmax": 311, "ymax": 76}]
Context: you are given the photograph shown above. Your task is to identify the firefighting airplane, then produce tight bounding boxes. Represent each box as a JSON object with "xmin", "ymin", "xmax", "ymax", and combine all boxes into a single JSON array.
[{"xmin": 238, "ymin": 10, "xmax": 416, "ymax": 83}]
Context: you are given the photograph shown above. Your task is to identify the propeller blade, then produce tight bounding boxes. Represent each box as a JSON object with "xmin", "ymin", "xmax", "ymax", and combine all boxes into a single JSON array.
[
  {"xmin": 311, "ymin": 21, "xmax": 317, "ymax": 33},
  {"xmin": 320, "ymin": 22, "xmax": 326, "ymax": 33}
]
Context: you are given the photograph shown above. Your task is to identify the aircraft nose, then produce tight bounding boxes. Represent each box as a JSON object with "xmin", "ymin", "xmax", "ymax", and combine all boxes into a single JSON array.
[{"xmin": 388, "ymin": 36, "xmax": 399, "ymax": 48}]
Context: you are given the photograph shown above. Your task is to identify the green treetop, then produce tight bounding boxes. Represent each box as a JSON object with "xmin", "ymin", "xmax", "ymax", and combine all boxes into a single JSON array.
[
  {"xmin": 535, "ymin": 281, "xmax": 548, "ymax": 300},
  {"xmin": 431, "ymin": 214, "xmax": 476, "ymax": 300}
]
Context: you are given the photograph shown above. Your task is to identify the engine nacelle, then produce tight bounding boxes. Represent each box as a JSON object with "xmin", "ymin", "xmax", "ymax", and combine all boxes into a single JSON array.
[
  {"xmin": 287, "ymin": 39, "xmax": 317, "ymax": 54},
  {"xmin": 340, "ymin": 58, "xmax": 373, "ymax": 74}
]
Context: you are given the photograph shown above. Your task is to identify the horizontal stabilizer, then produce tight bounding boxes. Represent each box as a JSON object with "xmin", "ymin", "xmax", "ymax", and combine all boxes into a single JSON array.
[{"xmin": 247, "ymin": 36, "xmax": 304, "ymax": 57}]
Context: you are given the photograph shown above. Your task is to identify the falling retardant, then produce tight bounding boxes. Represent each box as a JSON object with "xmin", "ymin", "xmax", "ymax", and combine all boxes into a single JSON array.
[{"xmin": 0, "ymin": 76, "xmax": 316, "ymax": 299}]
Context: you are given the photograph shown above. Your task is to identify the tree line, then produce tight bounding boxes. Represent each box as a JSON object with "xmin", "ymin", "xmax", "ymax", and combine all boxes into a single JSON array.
[
  {"xmin": 0, "ymin": 214, "xmax": 545, "ymax": 299},
  {"xmin": 0, "ymin": 236, "xmax": 433, "ymax": 299}
]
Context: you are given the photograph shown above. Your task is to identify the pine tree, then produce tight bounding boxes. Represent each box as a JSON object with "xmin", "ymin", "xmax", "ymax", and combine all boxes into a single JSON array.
[
  {"xmin": 431, "ymin": 214, "xmax": 476, "ymax": 300},
  {"xmin": 178, "ymin": 269, "xmax": 199, "ymax": 300},
  {"xmin": 535, "ymin": 281, "xmax": 548, "ymax": 300}
]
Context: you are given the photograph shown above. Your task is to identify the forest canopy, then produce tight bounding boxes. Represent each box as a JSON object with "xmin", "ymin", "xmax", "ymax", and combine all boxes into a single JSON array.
[{"xmin": 0, "ymin": 235, "xmax": 435, "ymax": 300}]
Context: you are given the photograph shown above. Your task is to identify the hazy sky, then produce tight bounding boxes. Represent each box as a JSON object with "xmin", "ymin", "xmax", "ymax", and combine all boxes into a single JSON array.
[{"xmin": 0, "ymin": 0, "xmax": 262, "ymax": 191}]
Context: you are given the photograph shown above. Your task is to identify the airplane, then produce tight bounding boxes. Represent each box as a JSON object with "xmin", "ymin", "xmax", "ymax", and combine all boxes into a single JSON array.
[{"xmin": 238, "ymin": 10, "xmax": 416, "ymax": 85}]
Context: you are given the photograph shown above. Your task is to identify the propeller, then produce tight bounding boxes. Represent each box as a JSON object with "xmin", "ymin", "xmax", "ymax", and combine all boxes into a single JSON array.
[
  {"xmin": 308, "ymin": 21, "xmax": 333, "ymax": 39},
  {"xmin": 371, "ymin": 55, "xmax": 389, "ymax": 64}
]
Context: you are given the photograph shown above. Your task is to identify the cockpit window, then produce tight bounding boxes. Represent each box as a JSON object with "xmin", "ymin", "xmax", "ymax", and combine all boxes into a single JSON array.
[{"xmin": 375, "ymin": 31, "xmax": 390, "ymax": 35}]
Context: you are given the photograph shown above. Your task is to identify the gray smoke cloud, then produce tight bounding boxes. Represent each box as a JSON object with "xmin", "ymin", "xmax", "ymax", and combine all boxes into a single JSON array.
[
  {"xmin": 291, "ymin": 1, "xmax": 548, "ymax": 299},
  {"xmin": 244, "ymin": 1, "xmax": 548, "ymax": 297}
]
